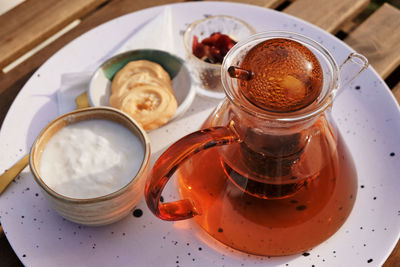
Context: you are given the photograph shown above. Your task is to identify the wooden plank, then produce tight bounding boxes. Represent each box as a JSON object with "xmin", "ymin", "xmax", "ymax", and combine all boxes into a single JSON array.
[
  {"xmin": 0, "ymin": 0, "xmax": 185, "ymax": 93},
  {"xmin": 0, "ymin": 0, "xmax": 108, "ymax": 69},
  {"xmin": 0, "ymin": 227, "xmax": 22, "ymax": 267},
  {"xmin": 208, "ymin": 0, "xmax": 286, "ymax": 9},
  {"xmin": 0, "ymin": 70, "xmax": 33, "ymax": 127},
  {"xmin": 0, "ymin": 0, "xmax": 185, "ymax": 126},
  {"xmin": 383, "ymin": 236, "xmax": 400, "ymax": 267},
  {"xmin": 283, "ymin": 0, "xmax": 369, "ymax": 33},
  {"xmin": 345, "ymin": 3, "xmax": 400, "ymax": 79},
  {"xmin": 392, "ymin": 82, "xmax": 400, "ymax": 106}
]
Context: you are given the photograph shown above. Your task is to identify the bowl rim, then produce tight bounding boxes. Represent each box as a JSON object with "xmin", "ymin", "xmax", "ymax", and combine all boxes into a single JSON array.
[
  {"xmin": 182, "ymin": 14, "xmax": 257, "ymax": 67},
  {"xmin": 29, "ymin": 106, "xmax": 151, "ymax": 204},
  {"xmin": 87, "ymin": 49, "xmax": 196, "ymax": 121}
]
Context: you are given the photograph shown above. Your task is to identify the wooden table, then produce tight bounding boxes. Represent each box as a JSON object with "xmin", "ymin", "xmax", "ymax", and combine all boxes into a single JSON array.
[{"xmin": 0, "ymin": 0, "xmax": 399, "ymax": 266}]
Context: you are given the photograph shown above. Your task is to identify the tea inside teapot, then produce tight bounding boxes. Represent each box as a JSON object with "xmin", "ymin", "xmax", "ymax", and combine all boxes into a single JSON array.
[
  {"xmin": 224, "ymin": 38, "xmax": 327, "ymax": 199},
  {"xmin": 228, "ymin": 38, "xmax": 323, "ymax": 112}
]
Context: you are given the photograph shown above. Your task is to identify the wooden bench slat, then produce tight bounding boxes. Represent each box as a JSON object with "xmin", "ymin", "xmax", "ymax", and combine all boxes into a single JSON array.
[
  {"xmin": 0, "ymin": 0, "xmax": 108, "ymax": 69},
  {"xmin": 208, "ymin": 0, "xmax": 286, "ymax": 9},
  {"xmin": 0, "ymin": 0, "xmax": 185, "ymax": 93},
  {"xmin": 345, "ymin": 3, "xmax": 400, "ymax": 79},
  {"xmin": 283, "ymin": 0, "xmax": 369, "ymax": 33},
  {"xmin": 392, "ymin": 82, "xmax": 400, "ymax": 106}
]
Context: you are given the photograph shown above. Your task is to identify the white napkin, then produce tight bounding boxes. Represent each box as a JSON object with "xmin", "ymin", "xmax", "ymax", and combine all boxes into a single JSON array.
[{"xmin": 57, "ymin": 7, "xmax": 175, "ymax": 115}]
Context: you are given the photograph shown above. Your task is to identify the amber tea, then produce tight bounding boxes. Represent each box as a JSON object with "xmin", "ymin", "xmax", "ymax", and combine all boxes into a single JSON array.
[{"xmin": 177, "ymin": 116, "xmax": 357, "ymax": 255}]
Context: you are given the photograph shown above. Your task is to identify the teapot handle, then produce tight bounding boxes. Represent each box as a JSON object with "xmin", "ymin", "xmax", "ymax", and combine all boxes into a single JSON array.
[{"xmin": 145, "ymin": 122, "xmax": 240, "ymax": 221}]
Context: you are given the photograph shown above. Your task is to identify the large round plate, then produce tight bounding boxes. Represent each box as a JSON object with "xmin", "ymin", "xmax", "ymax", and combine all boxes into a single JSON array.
[{"xmin": 1, "ymin": 2, "xmax": 400, "ymax": 266}]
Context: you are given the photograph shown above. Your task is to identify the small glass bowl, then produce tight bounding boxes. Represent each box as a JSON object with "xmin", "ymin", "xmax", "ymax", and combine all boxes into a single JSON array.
[{"xmin": 183, "ymin": 15, "xmax": 256, "ymax": 98}]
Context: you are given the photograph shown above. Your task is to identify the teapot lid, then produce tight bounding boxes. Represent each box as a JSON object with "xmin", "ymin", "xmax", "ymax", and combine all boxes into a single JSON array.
[
  {"xmin": 229, "ymin": 38, "xmax": 323, "ymax": 113},
  {"xmin": 222, "ymin": 31, "xmax": 340, "ymax": 122}
]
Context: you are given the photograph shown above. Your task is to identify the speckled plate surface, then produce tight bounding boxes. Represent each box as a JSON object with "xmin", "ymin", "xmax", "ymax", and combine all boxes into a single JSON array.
[{"xmin": 1, "ymin": 2, "xmax": 400, "ymax": 267}]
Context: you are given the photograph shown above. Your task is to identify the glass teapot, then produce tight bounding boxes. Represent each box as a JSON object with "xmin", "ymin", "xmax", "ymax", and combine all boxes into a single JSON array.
[{"xmin": 145, "ymin": 32, "xmax": 368, "ymax": 256}]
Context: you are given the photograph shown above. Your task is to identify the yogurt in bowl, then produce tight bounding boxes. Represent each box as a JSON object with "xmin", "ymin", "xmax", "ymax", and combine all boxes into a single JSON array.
[
  {"xmin": 30, "ymin": 107, "xmax": 151, "ymax": 226},
  {"xmin": 39, "ymin": 119, "xmax": 144, "ymax": 199}
]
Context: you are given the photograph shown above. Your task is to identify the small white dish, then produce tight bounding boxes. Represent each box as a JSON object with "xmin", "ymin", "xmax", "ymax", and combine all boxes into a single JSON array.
[{"xmin": 88, "ymin": 49, "xmax": 195, "ymax": 121}]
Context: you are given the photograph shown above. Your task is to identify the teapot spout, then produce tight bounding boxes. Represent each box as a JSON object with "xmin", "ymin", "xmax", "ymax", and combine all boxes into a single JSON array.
[{"xmin": 338, "ymin": 52, "xmax": 369, "ymax": 92}]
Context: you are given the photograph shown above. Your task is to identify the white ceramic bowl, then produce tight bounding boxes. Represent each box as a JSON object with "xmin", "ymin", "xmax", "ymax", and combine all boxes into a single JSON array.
[
  {"xmin": 29, "ymin": 107, "xmax": 151, "ymax": 226},
  {"xmin": 88, "ymin": 49, "xmax": 195, "ymax": 121}
]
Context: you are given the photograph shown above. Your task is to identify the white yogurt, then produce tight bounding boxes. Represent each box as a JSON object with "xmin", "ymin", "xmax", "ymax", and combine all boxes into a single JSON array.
[{"xmin": 39, "ymin": 119, "xmax": 144, "ymax": 199}]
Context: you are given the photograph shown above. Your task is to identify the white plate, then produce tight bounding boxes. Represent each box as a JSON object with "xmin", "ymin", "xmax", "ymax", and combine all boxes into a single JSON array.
[{"xmin": 1, "ymin": 2, "xmax": 400, "ymax": 267}]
